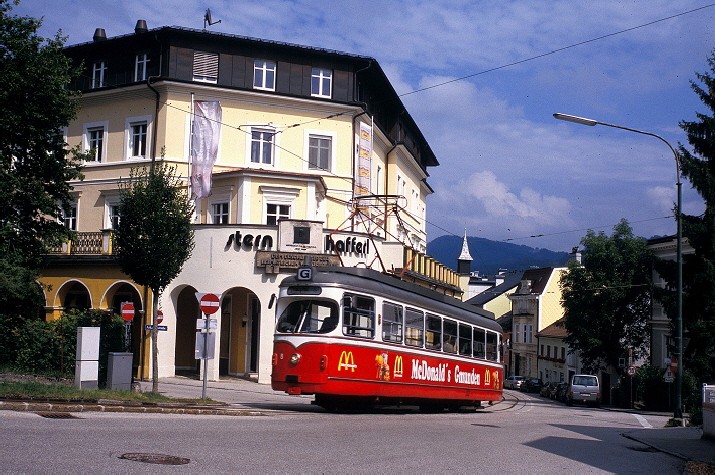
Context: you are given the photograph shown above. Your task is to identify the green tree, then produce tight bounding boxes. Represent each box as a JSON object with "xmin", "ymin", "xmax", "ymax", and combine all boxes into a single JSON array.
[
  {"xmin": 0, "ymin": 0, "xmax": 87, "ymax": 316},
  {"xmin": 658, "ymin": 50, "xmax": 715, "ymax": 385},
  {"xmin": 113, "ymin": 160, "xmax": 194, "ymax": 392},
  {"xmin": 560, "ymin": 220, "xmax": 654, "ymax": 373}
]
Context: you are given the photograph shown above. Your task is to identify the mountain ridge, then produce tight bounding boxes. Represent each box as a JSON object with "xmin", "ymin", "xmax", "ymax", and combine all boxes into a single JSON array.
[{"xmin": 427, "ymin": 235, "xmax": 570, "ymax": 275}]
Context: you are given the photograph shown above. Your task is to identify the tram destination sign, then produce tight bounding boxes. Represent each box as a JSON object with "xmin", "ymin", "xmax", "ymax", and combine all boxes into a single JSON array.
[{"xmin": 256, "ymin": 251, "xmax": 340, "ymax": 272}]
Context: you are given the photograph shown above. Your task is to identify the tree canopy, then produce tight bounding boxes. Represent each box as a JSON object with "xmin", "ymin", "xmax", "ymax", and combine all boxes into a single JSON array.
[
  {"xmin": 560, "ymin": 220, "xmax": 654, "ymax": 373},
  {"xmin": 0, "ymin": 0, "xmax": 86, "ymax": 316},
  {"xmin": 114, "ymin": 161, "xmax": 195, "ymax": 295}
]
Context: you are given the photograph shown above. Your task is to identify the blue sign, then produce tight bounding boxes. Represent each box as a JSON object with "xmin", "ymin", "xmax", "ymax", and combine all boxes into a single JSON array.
[{"xmin": 145, "ymin": 325, "xmax": 168, "ymax": 331}]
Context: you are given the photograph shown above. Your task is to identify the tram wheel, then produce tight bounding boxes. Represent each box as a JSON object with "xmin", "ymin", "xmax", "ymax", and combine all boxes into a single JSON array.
[
  {"xmin": 447, "ymin": 403, "xmax": 463, "ymax": 413},
  {"xmin": 418, "ymin": 403, "xmax": 445, "ymax": 413}
]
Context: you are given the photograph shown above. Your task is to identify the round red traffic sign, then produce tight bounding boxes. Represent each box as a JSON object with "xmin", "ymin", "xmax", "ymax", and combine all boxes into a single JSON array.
[
  {"xmin": 199, "ymin": 293, "xmax": 220, "ymax": 314},
  {"xmin": 121, "ymin": 302, "xmax": 135, "ymax": 322},
  {"xmin": 156, "ymin": 310, "xmax": 163, "ymax": 324}
]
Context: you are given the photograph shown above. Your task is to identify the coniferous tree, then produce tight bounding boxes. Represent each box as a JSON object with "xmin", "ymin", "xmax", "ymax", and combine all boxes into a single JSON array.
[
  {"xmin": 659, "ymin": 51, "xmax": 715, "ymax": 384},
  {"xmin": 0, "ymin": 0, "xmax": 87, "ymax": 316}
]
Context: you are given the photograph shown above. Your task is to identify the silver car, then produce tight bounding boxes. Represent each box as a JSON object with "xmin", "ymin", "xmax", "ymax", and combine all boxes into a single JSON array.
[
  {"xmin": 566, "ymin": 374, "xmax": 600, "ymax": 407},
  {"xmin": 504, "ymin": 375, "xmax": 526, "ymax": 390}
]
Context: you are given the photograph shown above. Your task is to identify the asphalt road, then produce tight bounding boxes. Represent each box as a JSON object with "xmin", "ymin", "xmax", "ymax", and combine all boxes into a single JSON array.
[{"xmin": 1, "ymin": 389, "xmax": 687, "ymax": 473}]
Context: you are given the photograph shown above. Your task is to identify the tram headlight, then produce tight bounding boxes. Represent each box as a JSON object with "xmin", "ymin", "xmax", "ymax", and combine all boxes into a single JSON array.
[{"xmin": 289, "ymin": 353, "xmax": 301, "ymax": 365}]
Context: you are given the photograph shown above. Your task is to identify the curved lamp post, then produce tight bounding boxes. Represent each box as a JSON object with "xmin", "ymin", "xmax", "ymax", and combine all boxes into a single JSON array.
[{"xmin": 553, "ymin": 112, "xmax": 683, "ymax": 420}]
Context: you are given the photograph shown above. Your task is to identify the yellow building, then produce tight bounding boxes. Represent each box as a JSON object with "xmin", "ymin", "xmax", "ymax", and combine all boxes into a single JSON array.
[{"xmin": 43, "ymin": 22, "xmax": 466, "ymax": 383}]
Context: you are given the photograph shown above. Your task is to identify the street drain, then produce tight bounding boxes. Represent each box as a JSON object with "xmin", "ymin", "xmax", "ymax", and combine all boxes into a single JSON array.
[
  {"xmin": 119, "ymin": 453, "xmax": 190, "ymax": 465},
  {"xmin": 36, "ymin": 412, "xmax": 80, "ymax": 419},
  {"xmin": 471, "ymin": 423, "xmax": 500, "ymax": 428},
  {"xmin": 627, "ymin": 445, "xmax": 658, "ymax": 453}
]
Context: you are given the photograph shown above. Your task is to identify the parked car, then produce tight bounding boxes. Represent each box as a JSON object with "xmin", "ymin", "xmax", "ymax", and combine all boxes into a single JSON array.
[
  {"xmin": 504, "ymin": 375, "xmax": 526, "ymax": 390},
  {"xmin": 540, "ymin": 381, "xmax": 559, "ymax": 398},
  {"xmin": 555, "ymin": 382, "xmax": 569, "ymax": 402},
  {"xmin": 521, "ymin": 378, "xmax": 544, "ymax": 393},
  {"xmin": 565, "ymin": 374, "xmax": 601, "ymax": 407}
]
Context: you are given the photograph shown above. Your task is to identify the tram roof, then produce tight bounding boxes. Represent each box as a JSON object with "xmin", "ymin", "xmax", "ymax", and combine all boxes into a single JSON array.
[{"xmin": 280, "ymin": 266, "xmax": 501, "ymax": 332}]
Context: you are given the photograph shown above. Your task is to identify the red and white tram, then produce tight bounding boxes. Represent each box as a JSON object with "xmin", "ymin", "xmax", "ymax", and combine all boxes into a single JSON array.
[{"xmin": 271, "ymin": 266, "xmax": 504, "ymax": 411}]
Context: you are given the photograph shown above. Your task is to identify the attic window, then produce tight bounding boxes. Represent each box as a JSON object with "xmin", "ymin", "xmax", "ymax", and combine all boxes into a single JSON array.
[{"xmin": 193, "ymin": 51, "xmax": 218, "ymax": 83}]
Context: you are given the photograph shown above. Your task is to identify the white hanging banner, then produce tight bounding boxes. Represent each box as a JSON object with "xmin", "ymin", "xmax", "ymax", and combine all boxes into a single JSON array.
[
  {"xmin": 190, "ymin": 100, "xmax": 222, "ymax": 200},
  {"xmin": 355, "ymin": 121, "xmax": 372, "ymax": 197}
]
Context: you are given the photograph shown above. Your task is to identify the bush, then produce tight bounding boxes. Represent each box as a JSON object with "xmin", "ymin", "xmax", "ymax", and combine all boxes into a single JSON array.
[{"xmin": 0, "ymin": 310, "xmax": 125, "ymax": 385}]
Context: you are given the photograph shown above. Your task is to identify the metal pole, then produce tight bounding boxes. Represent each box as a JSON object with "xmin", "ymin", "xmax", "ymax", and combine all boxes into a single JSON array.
[
  {"xmin": 553, "ymin": 113, "xmax": 684, "ymax": 420},
  {"xmin": 202, "ymin": 312, "xmax": 209, "ymax": 399}
]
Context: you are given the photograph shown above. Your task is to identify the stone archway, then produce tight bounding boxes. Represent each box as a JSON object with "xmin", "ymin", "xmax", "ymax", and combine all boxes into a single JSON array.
[
  {"xmin": 103, "ymin": 282, "xmax": 144, "ymax": 374},
  {"xmin": 56, "ymin": 280, "xmax": 92, "ymax": 311}
]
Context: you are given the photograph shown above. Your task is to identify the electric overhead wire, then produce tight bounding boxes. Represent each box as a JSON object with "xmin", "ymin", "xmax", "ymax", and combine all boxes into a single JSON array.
[{"xmin": 70, "ymin": 4, "xmax": 711, "ymax": 253}]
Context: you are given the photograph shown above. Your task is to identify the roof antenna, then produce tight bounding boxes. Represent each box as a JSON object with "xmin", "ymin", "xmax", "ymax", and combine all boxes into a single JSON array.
[{"xmin": 203, "ymin": 8, "xmax": 221, "ymax": 30}]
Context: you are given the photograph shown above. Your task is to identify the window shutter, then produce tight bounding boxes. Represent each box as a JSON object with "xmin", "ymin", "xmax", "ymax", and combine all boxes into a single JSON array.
[{"xmin": 193, "ymin": 51, "xmax": 219, "ymax": 82}]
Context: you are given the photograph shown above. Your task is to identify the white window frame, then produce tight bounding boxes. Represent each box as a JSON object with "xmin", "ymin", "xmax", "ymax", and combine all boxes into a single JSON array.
[
  {"xmin": 125, "ymin": 115, "xmax": 151, "ymax": 160},
  {"xmin": 259, "ymin": 186, "xmax": 299, "ymax": 225},
  {"xmin": 253, "ymin": 60, "xmax": 276, "ymax": 91},
  {"xmin": 247, "ymin": 126, "xmax": 278, "ymax": 166},
  {"xmin": 265, "ymin": 203, "xmax": 290, "ymax": 226},
  {"xmin": 303, "ymin": 130, "xmax": 336, "ymax": 172},
  {"xmin": 193, "ymin": 51, "xmax": 219, "ymax": 83},
  {"xmin": 61, "ymin": 202, "xmax": 78, "ymax": 231},
  {"xmin": 92, "ymin": 61, "xmax": 106, "ymax": 88},
  {"xmin": 311, "ymin": 68, "xmax": 332, "ymax": 98},
  {"xmin": 135, "ymin": 53, "xmax": 150, "ymax": 82},
  {"xmin": 210, "ymin": 200, "xmax": 230, "ymax": 225},
  {"xmin": 82, "ymin": 121, "xmax": 108, "ymax": 163}
]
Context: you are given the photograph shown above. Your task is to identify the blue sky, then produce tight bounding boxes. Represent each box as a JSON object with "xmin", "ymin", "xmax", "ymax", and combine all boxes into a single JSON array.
[{"xmin": 14, "ymin": 0, "xmax": 715, "ymax": 257}]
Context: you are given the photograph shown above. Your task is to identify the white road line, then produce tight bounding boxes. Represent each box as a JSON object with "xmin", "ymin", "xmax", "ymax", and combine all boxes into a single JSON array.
[{"xmin": 633, "ymin": 413, "xmax": 652, "ymax": 428}]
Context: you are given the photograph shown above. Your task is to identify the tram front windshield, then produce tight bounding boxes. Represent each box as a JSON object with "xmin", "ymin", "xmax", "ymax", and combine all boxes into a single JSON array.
[{"xmin": 276, "ymin": 300, "xmax": 339, "ymax": 334}]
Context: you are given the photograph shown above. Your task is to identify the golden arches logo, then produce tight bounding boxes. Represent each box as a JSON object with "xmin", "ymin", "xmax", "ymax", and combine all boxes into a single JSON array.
[
  {"xmin": 484, "ymin": 368, "xmax": 491, "ymax": 385},
  {"xmin": 338, "ymin": 351, "xmax": 356, "ymax": 372},
  {"xmin": 394, "ymin": 355, "xmax": 404, "ymax": 378}
]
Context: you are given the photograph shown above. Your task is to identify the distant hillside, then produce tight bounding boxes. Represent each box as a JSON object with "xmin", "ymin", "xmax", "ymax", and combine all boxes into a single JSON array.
[{"xmin": 427, "ymin": 235, "xmax": 570, "ymax": 275}]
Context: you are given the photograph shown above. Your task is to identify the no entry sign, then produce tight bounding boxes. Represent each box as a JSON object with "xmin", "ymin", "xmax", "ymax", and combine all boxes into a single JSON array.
[
  {"xmin": 121, "ymin": 302, "xmax": 135, "ymax": 322},
  {"xmin": 198, "ymin": 293, "xmax": 220, "ymax": 315}
]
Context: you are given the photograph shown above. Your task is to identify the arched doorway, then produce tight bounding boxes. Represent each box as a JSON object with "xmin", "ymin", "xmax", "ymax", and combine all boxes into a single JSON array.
[
  {"xmin": 221, "ymin": 287, "xmax": 260, "ymax": 377},
  {"xmin": 174, "ymin": 285, "xmax": 200, "ymax": 374}
]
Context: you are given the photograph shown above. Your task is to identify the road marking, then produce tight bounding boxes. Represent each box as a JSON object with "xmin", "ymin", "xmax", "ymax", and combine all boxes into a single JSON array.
[{"xmin": 633, "ymin": 414, "xmax": 652, "ymax": 428}]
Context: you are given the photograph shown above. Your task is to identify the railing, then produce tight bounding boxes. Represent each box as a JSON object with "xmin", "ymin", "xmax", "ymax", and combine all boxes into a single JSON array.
[{"xmin": 48, "ymin": 231, "xmax": 114, "ymax": 255}]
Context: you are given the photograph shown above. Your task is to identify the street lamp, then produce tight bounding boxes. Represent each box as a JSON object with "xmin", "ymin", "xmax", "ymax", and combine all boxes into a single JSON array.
[{"xmin": 553, "ymin": 112, "xmax": 684, "ymax": 420}]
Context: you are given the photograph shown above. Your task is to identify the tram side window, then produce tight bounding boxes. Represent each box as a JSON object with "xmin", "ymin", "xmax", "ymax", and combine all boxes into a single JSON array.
[
  {"xmin": 275, "ymin": 300, "xmax": 339, "ymax": 334},
  {"xmin": 473, "ymin": 327, "xmax": 486, "ymax": 359},
  {"xmin": 342, "ymin": 294, "xmax": 375, "ymax": 338},
  {"xmin": 425, "ymin": 314, "xmax": 441, "ymax": 350},
  {"xmin": 404, "ymin": 308, "xmax": 424, "ymax": 347},
  {"xmin": 458, "ymin": 323, "xmax": 472, "ymax": 356},
  {"xmin": 382, "ymin": 302, "xmax": 403, "ymax": 343},
  {"xmin": 443, "ymin": 319, "xmax": 458, "ymax": 353},
  {"xmin": 486, "ymin": 331, "xmax": 499, "ymax": 361}
]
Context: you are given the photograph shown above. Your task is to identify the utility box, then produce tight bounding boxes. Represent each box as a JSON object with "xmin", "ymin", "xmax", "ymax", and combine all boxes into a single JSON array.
[
  {"xmin": 107, "ymin": 352, "xmax": 133, "ymax": 391},
  {"xmin": 703, "ymin": 384, "xmax": 715, "ymax": 440},
  {"xmin": 75, "ymin": 327, "xmax": 100, "ymax": 389}
]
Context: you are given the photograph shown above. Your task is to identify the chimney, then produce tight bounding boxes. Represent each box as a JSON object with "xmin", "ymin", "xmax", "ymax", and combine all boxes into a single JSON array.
[
  {"xmin": 135, "ymin": 20, "xmax": 148, "ymax": 34},
  {"xmin": 93, "ymin": 28, "xmax": 107, "ymax": 42}
]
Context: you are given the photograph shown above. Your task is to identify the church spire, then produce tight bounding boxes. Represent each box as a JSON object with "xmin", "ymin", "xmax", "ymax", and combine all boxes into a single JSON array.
[{"xmin": 457, "ymin": 229, "xmax": 472, "ymax": 275}]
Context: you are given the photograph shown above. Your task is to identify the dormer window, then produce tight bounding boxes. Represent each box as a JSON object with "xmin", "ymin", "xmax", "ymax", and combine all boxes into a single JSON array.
[
  {"xmin": 193, "ymin": 51, "xmax": 218, "ymax": 83},
  {"xmin": 253, "ymin": 60, "xmax": 276, "ymax": 91},
  {"xmin": 92, "ymin": 61, "xmax": 106, "ymax": 88},
  {"xmin": 135, "ymin": 53, "xmax": 149, "ymax": 81},
  {"xmin": 311, "ymin": 68, "xmax": 332, "ymax": 98}
]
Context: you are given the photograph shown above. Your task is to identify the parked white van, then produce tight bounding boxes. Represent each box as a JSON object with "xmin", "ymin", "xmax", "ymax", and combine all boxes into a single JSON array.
[{"xmin": 566, "ymin": 374, "xmax": 601, "ymax": 407}]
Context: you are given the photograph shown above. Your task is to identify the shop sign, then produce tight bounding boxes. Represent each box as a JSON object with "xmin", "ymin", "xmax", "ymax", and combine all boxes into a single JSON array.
[{"xmin": 256, "ymin": 251, "xmax": 340, "ymax": 272}]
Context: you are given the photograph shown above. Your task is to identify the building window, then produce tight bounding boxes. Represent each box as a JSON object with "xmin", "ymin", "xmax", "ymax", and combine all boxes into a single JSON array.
[
  {"xmin": 87, "ymin": 127, "xmax": 104, "ymax": 161},
  {"xmin": 62, "ymin": 204, "xmax": 77, "ymax": 231},
  {"xmin": 92, "ymin": 61, "xmax": 106, "ymax": 88},
  {"xmin": 308, "ymin": 135, "xmax": 331, "ymax": 171},
  {"xmin": 109, "ymin": 204, "xmax": 121, "ymax": 229},
  {"xmin": 561, "ymin": 347, "xmax": 566, "ymax": 360},
  {"xmin": 522, "ymin": 324, "xmax": 533, "ymax": 344},
  {"xmin": 253, "ymin": 60, "xmax": 276, "ymax": 90},
  {"xmin": 266, "ymin": 203, "xmax": 290, "ymax": 225},
  {"xmin": 135, "ymin": 53, "xmax": 149, "ymax": 81},
  {"xmin": 193, "ymin": 51, "xmax": 218, "ymax": 83},
  {"xmin": 311, "ymin": 68, "xmax": 332, "ymax": 98},
  {"xmin": 211, "ymin": 202, "xmax": 229, "ymax": 224},
  {"xmin": 129, "ymin": 121, "xmax": 147, "ymax": 158},
  {"xmin": 251, "ymin": 128, "xmax": 274, "ymax": 164}
]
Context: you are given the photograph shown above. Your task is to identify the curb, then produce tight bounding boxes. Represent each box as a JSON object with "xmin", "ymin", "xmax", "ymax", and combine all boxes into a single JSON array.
[{"xmin": 0, "ymin": 400, "xmax": 267, "ymax": 416}]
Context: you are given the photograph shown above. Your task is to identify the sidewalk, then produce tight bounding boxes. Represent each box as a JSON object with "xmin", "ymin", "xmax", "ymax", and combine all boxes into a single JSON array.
[{"xmin": 623, "ymin": 427, "xmax": 715, "ymax": 472}]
